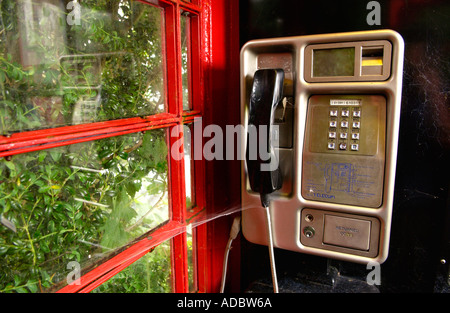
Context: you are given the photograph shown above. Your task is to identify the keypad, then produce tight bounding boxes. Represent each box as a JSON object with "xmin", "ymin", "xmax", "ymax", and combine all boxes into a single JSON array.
[{"xmin": 327, "ymin": 106, "xmax": 361, "ymax": 151}]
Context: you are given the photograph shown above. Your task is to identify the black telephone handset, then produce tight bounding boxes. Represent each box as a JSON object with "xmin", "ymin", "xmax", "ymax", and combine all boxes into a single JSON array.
[{"xmin": 246, "ymin": 69, "xmax": 285, "ymax": 207}]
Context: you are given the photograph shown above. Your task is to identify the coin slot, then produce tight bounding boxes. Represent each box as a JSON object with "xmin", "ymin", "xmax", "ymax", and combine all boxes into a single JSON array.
[{"xmin": 361, "ymin": 46, "xmax": 384, "ymax": 75}]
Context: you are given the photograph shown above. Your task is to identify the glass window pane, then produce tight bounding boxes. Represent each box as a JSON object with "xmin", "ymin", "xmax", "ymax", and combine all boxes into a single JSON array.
[
  {"xmin": 187, "ymin": 224, "xmax": 196, "ymax": 292},
  {"xmin": 181, "ymin": 13, "xmax": 191, "ymax": 111},
  {"xmin": 184, "ymin": 125, "xmax": 195, "ymax": 209},
  {"xmin": 0, "ymin": 0, "xmax": 166, "ymax": 134},
  {"xmin": 0, "ymin": 130, "xmax": 169, "ymax": 292},
  {"xmin": 92, "ymin": 240, "xmax": 172, "ymax": 293}
]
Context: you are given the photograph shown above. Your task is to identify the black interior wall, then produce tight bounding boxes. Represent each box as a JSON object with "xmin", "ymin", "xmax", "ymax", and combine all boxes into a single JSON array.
[{"xmin": 239, "ymin": 0, "xmax": 450, "ymax": 293}]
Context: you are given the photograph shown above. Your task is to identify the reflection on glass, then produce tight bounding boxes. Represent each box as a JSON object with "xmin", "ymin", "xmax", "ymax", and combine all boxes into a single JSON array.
[
  {"xmin": 0, "ymin": 130, "xmax": 169, "ymax": 292},
  {"xmin": 184, "ymin": 125, "xmax": 194, "ymax": 209},
  {"xmin": 181, "ymin": 13, "xmax": 191, "ymax": 111},
  {"xmin": 187, "ymin": 224, "xmax": 196, "ymax": 292},
  {"xmin": 92, "ymin": 240, "xmax": 172, "ymax": 293},
  {"xmin": 0, "ymin": 0, "xmax": 166, "ymax": 134}
]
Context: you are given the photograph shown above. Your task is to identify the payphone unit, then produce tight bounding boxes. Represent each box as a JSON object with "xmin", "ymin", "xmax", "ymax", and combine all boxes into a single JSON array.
[{"xmin": 241, "ymin": 30, "xmax": 404, "ymax": 265}]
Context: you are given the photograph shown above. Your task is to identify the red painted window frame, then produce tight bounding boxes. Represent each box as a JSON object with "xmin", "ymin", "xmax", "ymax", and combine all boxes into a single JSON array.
[{"xmin": 1, "ymin": 0, "xmax": 240, "ymax": 293}]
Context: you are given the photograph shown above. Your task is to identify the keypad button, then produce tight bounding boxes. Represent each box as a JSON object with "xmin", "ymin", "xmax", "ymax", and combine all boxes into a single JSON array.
[{"xmin": 326, "ymin": 105, "xmax": 363, "ymax": 152}]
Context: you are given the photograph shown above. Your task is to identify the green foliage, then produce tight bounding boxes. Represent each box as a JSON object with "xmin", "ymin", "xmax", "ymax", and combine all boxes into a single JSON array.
[
  {"xmin": 0, "ymin": 0, "xmax": 174, "ymax": 293},
  {"xmin": 0, "ymin": 0, "xmax": 165, "ymax": 134},
  {"xmin": 0, "ymin": 126, "xmax": 169, "ymax": 293},
  {"xmin": 92, "ymin": 241, "xmax": 172, "ymax": 293}
]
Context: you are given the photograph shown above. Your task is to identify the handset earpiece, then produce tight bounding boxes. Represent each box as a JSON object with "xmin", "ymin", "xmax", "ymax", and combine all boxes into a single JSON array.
[{"xmin": 245, "ymin": 69, "xmax": 284, "ymax": 206}]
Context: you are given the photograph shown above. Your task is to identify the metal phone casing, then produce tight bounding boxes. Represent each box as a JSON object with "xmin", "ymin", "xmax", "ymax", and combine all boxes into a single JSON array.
[{"xmin": 240, "ymin": 30, "xmax": 404, "ymax": 264}]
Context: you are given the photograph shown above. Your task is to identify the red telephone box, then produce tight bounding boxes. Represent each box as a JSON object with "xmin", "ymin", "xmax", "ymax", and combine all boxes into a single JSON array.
[
  {"xmin": 0, "ymin": 0, "xmax": 449, "ymax": 297},
  {"xmin": 0, "ymin": 0, "xmax": 240, "ymax": 293}
]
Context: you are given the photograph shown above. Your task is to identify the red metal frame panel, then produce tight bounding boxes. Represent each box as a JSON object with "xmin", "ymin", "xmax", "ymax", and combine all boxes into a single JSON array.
[
  {"xmin": 0, "ymin": 114, "xmax": 176, "ymax": 145},
  {"xmin": 0, "ymin": 116, "xmax": 179, "ymax": 158},
  {"xmin": 202, "ymin": 0, "xmax": 241, "ymax": 292}
]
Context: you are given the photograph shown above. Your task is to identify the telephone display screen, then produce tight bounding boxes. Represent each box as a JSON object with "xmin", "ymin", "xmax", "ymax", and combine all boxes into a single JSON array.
[{"xmin": 313, "ymin": 48, "xmax": 355, "ymax": 77}]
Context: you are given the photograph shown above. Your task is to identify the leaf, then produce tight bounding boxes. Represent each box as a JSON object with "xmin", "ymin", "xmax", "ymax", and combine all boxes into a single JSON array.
[
  {"xmin": 125, "ymin": 181, "xmax": 140, "ymax": 198},
  {"xmin": 38, "ymin": 186, "xmax": 51, "ymax": 193},
  {"xmin": 59, "ymin": 229, "xmax": 72, "ymax": 235},
  {"xmin": 0, "ymin": 246, "xmax": 9, "ymax": 256},
  {"xmin": 69, "ymin": 250, "xmax": 81, "ymax": 262},
  {"xmin": 43, "ymin": 195, "xmax": 51, "ymax": 205},
  {"xmin": 137, "ymin": 132, "xmax": 168, "ymax": 167},
  {"xmin": 100, "ymin": 218, "xmax": 128, "ymax": 250},
  {"xmin": 75, "ymin": 212, "xmax": 82, "ymax": 220},
  {"xmin": 16, "ymin": 287, "xmax": 28, "ymax": 293},
  {"xmin": 48, "ymin": 220, "xmax": 55, "ymax": 233},
  {"xmin": 98, "ymin": 149, "xmax": 113, "ymax": 160},
  {"xmin": 115, "ymin": 188, "xmax": 136, "ymax": 221},
  {"xmin": 52, "ymin": 211, "xmax": 66, "ymax": 221},
  {"xmin": 27, "ymin": 282, "xmax": 38, "ymax": 293},
  {"xmin": 34, "ymin": 179, "xmax": 44, "ymax": 187},
  {"xmin": 13, "ymin": 275, "xmax": 21, "ymax": 286},
  {"xmin": 4, "ymin": 161, "xmax": 16, "ymax": 174},
  {"xmin": 50, "ymin": 151, "xmax": 62, "ymax": 162},
  {"xmin": 118, "ymin": 151, "xmax": 128, "ymax": 160},
  {"xmin": 26, "ymin": 67, "xmax": 35, "ymax": 76},
  {"xmin": 41, "ymin": 242, "xmax": 50, "ymax": 253}
]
